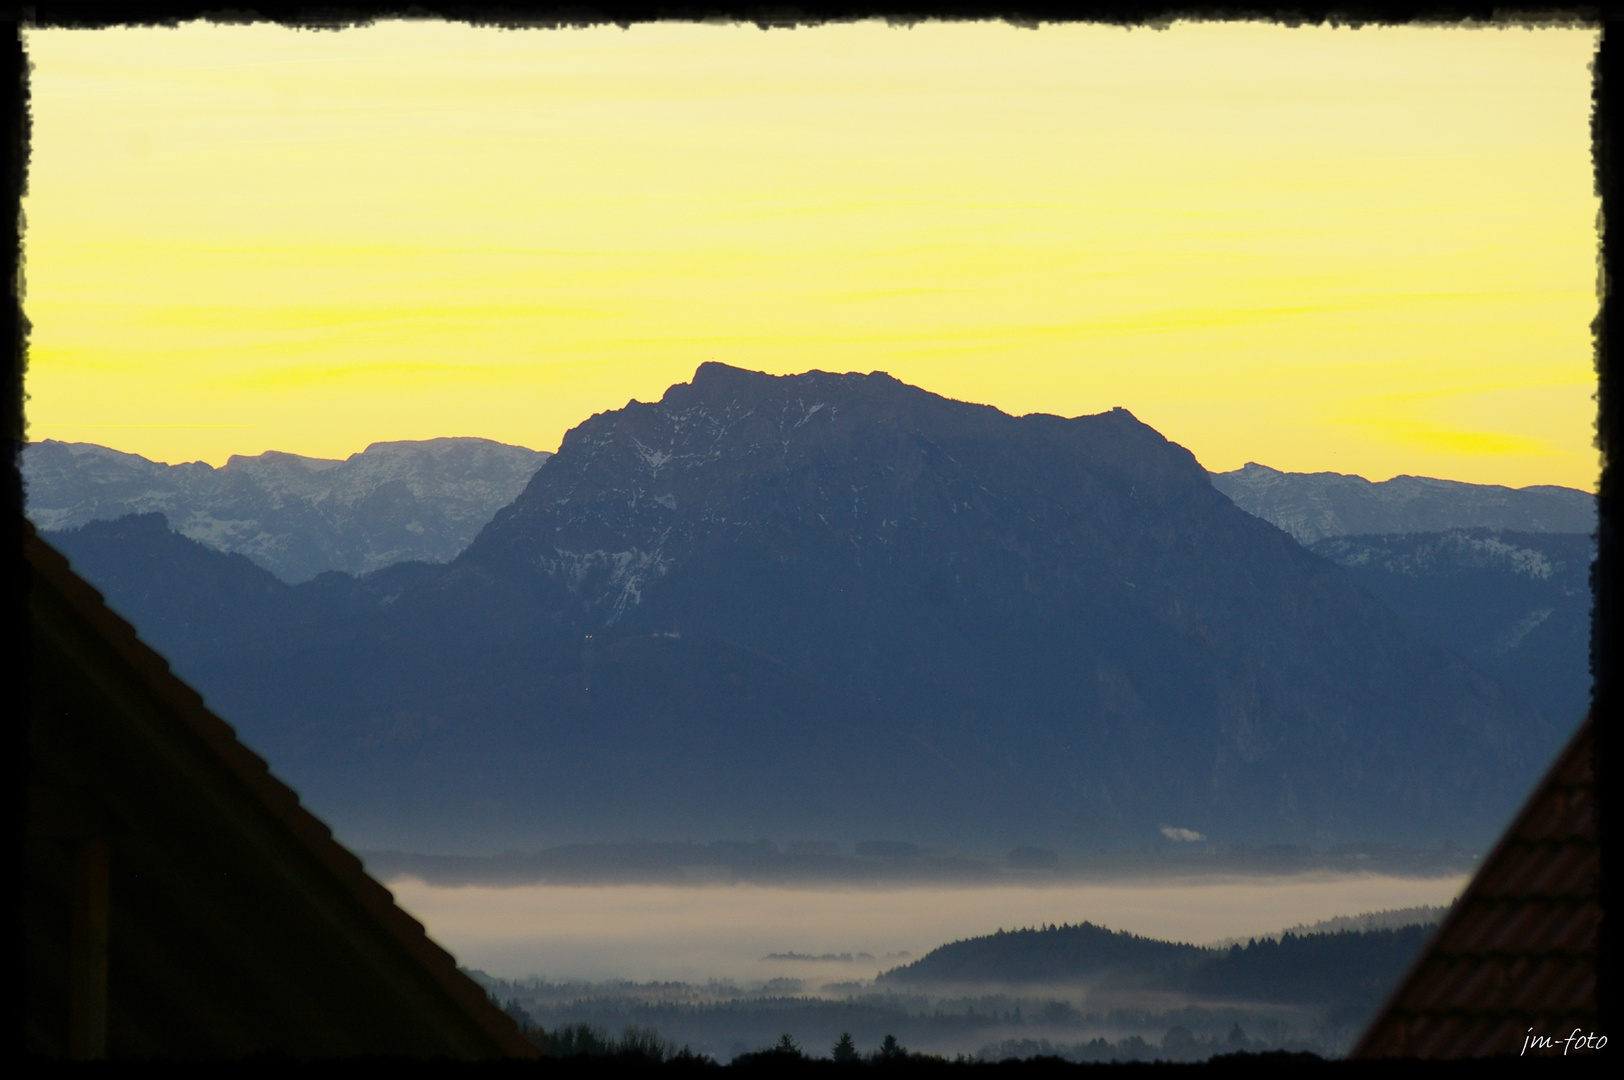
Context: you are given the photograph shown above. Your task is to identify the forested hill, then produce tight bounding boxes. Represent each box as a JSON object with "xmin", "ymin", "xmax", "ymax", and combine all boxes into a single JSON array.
[
  {"xmin": 1188, "ymin": 925, "xmax": 1436, "ymax": 1015},
  {"xmin": 878, "ymin": 922, "xmax": 1209, "ymax": 986},
  {"xmin": 878, "ymin": 920, "xmax": 1437, "ymax": 1019}
]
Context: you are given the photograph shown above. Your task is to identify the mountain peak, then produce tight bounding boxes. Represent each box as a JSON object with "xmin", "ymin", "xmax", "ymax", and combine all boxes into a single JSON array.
[
  {"xmin": 687, "ymin": 360, "xmax": 778, "ymax": 392},
  {"xmin": 661, "ymin": 363, "xmax": 903, "ymax": 409},
  {"xmin": 50, "ymin": 372, "xmax": 1554, "ymax": 850},
  {"xmin": 224, "ymin": 450, "xmax": 344, "ymax": 473},
  {"xmin": 467, "ymin": 365, "xmax": 1211, "ymax": 598}
]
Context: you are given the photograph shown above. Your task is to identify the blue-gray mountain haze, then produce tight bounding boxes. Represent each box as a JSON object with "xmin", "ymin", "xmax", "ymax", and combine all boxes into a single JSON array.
[
  {"xmin": 36, "ymin": 365, "xmax": 1590, "ymax": 854},
  {"xmin": 1209, "ymin": 461, "xmax": 1593, "ymax": 544},
  {"xmin": 23, "ymin": 436, "xmax": 550, "ymax": 583}
]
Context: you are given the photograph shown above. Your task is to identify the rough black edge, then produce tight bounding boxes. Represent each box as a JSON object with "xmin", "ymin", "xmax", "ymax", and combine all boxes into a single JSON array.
[
  {"xmin": 4, "ymin": 0, "xmax": 1613, "ymax": 1066},
  {"xmin": 6, "ymin": 3, "xmax": 27, "ymax": 1066},
  {"xmin": 7, "ymin": 3, "xmax": 1611, "ymax": 31},
  {"xmin": 1592, "ymin": 5, "xmax": 1620, "ymax": 1050}
]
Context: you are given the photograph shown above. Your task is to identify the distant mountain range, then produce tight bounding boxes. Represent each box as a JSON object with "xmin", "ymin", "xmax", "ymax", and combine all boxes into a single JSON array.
[
  {"xmin": 354, "ymin": 842, "xmax": 1473, "ymax": 889},
  {"xmin": 1311, "ymin": 530, "xmax": 1592, "ymax": 733},
  {"xmin": 29, "ymin": 439, "xmax": 1592, "ymax": 584},
  {"xmin": 23, "ymin": 437, "xmax": 550, "ymax": 583},
  {"xmin": 1207, "ymin": 469, "xmax": 1594, "ymax": 737},
  {"xmin": 41, "ymin": 364, "xmax": 1561, "ymax": 854},
  {"xmin": 1209, "ymin": 462, "xmax": 1594, "ymax": 544}
]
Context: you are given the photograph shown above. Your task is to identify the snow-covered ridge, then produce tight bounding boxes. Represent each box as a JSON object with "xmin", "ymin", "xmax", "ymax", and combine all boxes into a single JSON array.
[
  {"xmin": 1315, "ymin": 531, "xmax": 1569, "ymax": 581},
  {"xmin": 1210, "ymin": 461, "xmax": 1594, "ymax": 543},
  {"xmin": 24, "ymin": 437, "xmax": 551, "ymax": 583}
]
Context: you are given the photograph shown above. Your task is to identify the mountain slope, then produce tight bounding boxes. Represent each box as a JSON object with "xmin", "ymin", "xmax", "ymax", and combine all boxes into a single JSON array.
[
  {"xmin": 1310, "ymin": 530, "xmax": 1592, "ymax": 731},
  {"xmin": 1209, "ymin": 462, "xmax": 1594, "ymax": 544},
  {"xmin": 43, "ymin": 365, "xmax": 1557, "ymax": 852},
  {"xmin": 24, "ymin": 437, "xmax": 549, "ymax": 582}
]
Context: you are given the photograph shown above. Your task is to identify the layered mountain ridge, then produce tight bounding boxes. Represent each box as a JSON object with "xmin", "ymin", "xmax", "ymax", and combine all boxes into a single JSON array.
[
  {"xmin": 24, "ymin": 436, "xmax": 550, "ymax": 582},
  {"xmin": 1308, "ymin": 530, "xmax": 1592, "ymax": 737},
  {"xmin": 1210, "ymin": 461, "xmax": 1594, "ymax": 544},
  {"xmin": 42, "ymin": 365, "xmax": 1561, "ymax": 853}
]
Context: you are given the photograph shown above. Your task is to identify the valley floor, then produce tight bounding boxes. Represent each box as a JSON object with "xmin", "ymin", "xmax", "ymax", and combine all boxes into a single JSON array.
[{"xmin": 379, "ymin": 872, "xmax": 1467, "ymax": 1062}]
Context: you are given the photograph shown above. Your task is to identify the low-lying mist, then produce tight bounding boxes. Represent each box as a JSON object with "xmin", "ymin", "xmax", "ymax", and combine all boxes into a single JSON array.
[
  {"xmin": 476, "ymin": 973, "xmax": 1329, "ymax": 1063},
  {"xmin": 385, "ymin": 872, "xmax": 1466, "ymax": 985}
]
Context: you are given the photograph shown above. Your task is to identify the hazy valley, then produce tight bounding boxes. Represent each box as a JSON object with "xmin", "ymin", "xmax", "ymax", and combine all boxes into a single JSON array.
[{"xmin": 447, "ymin": 889, "xmax": 1458, "ymax": 1062}]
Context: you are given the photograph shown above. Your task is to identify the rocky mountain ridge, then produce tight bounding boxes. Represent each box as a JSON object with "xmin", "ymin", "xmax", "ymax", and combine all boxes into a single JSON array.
[
  {"xmin": 1309, "ymin": 529, "xmax": 1592, "ymax": 731},
  {"xmin": 40, "ymin": 365, "xmax": 1561, "ymax": 852},
  {"xmin": 23, "ymin": 437, "xmax": 550, "ymax": 582},
  {"xmin": 1209, "ymin": 461, "xmax": 1594, "ymax": 544}
]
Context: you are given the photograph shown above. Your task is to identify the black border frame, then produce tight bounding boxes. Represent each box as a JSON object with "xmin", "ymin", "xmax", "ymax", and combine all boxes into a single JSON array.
[{"xmin": 5, "ymin": 2, "xmax": 1614, "ymax": 1053}]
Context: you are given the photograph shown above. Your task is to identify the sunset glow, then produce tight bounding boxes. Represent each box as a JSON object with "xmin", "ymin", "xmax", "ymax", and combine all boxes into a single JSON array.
[{"xmin": 22, "ymin": 19, "xmax": 1599, "ymax": 488}]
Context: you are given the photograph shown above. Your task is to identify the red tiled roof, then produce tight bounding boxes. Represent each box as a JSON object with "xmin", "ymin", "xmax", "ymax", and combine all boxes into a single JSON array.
[{"xmin": 1351, "ymin": 713, "xmax": 1598, "ymax": 1058}]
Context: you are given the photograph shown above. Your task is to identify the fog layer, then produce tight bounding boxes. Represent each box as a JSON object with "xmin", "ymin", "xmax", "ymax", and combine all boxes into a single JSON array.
[{"xmin": 386, "ymin": 873, "xmax": 1467, "ymax": 983}]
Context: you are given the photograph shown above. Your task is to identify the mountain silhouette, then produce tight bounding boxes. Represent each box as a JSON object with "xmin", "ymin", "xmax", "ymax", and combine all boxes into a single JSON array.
[{"xmin": 45, "ymin": 364, "xmax": 1557, "ymax": 852}]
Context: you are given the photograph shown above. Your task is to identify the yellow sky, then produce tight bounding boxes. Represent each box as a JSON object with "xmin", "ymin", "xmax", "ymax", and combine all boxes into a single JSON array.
[{"xmin": 21, "ymin": 19, "xmax": 1599, "ymax": 488}]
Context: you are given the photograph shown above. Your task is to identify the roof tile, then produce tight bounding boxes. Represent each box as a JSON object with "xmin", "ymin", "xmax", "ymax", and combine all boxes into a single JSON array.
[{"xmin": 1352, "ymin": 715, "xmax": 1598, "ymax": 1059}]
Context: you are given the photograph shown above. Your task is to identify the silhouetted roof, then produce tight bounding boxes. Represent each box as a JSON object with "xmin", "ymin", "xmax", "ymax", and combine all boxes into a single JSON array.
[
  {"xmin": 25, "ymin": 525, "xmax": 539, "ymax": 1059},
  {"xmin": 1352, "ymin": 712, "xmax": 1597, "ymax": 1059}
]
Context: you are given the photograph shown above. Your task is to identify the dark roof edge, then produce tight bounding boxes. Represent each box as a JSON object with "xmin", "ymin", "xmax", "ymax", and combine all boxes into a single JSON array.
[
  {"xmin": 1350, "ymin": 710, "xmax": 1595, "ymax": 1058},
  {"xmin": 23, "ymin": 520, "xmax": 540, "ymax": 1060}
]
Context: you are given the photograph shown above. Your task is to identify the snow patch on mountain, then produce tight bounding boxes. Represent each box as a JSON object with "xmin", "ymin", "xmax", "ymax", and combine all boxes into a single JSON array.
[
  {"xmin": 539, "ymin": 545, "xmax": 672, "ymax": 621},
  {"xmin": 24, "ymin": 437, "xmax": 551, "ymax": 582},
  {"xmin": 1315, "ymin": 531, "xmax": 1576, "ymax": 582}
]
